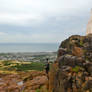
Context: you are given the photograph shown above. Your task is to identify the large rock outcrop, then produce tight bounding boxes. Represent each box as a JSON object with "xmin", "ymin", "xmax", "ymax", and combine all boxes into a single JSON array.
[{"xmin": 52, "ymin": 35, "xmax": 92, "ymax": 92}]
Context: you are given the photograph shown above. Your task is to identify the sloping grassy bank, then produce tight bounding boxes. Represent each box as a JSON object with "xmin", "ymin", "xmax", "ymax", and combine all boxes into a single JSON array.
[{"xmin": 0, "ymin": 60, "xmax": 45, "ymax": 74}]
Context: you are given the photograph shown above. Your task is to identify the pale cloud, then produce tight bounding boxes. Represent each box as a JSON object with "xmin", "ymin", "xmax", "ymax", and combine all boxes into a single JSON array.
[
  {"xmin": 0, "ymin": 32, "xmax": 6, "ymax": 35},
  {"xmin": 0, "ymin": 0, "xmax": 92, "ymax": 26},
  {"xmin": 0, "ymin": 13, "xmax": 44, "ymax": 26},
  {"xmin": 0, "ymin": 0, "xmax": 92, "ymax": 43}
]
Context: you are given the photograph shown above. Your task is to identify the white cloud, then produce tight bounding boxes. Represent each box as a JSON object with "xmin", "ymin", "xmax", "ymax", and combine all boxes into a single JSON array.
[
  {"xmin": 0, "ymin": 0, "xmax": 92, "ymax": 26},
  {"xmin": 0, "ymin": 13, "xmax": 44, "ymax": 26},
  {"xmin": 0, "ymin": 0, "xmax": 91, "ymax": 43},
  {"xmin": 0, "ymin": 32, "xmax": 6, "ymax": 35}
]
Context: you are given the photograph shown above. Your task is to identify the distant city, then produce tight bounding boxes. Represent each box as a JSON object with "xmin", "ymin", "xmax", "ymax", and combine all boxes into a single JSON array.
[{"xmin": 0, "ymin": 52, "xmax": 57, "ymax": 62}]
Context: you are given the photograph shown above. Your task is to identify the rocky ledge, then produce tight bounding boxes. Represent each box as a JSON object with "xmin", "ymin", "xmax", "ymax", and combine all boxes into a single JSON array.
[
  {"xmin": 0, "ymin": 71, "xmax": 48, "ymax": 92},
  {"xmin": 51, "ymin": 34, "xmax": 92, "ymax": 92}
]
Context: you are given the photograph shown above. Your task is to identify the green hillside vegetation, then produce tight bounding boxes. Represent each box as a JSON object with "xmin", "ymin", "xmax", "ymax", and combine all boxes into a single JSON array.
[{"xmin": 0, "ymin": 60, "xmax": 45, "ymax": 73}]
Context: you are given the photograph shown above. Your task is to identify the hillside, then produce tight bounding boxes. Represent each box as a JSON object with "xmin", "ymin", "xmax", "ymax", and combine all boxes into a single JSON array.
[{"xmin": 0, "ymin": 61, "xmax": 48, "ymax": 92}]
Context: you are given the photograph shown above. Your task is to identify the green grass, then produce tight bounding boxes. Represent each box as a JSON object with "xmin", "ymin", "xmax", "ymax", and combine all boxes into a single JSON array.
[
  {"xmin": 2, "ymin": 61, "xmax": 12, "ymax": 66},
  {"xmin": 36, "ymin": 89, "xmax": 40, "ymax": 92},
  {"xmin": 10, "ymin": 62, "xmax": 45, "ymax": 71},
  {"xmin": 0, "ymin": 61, "xmax": 45, "ymax": 72}
]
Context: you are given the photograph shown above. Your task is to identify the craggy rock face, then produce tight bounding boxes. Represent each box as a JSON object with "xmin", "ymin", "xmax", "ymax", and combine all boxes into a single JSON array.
[
  {"xmin": 57, "ymin": 48, "xmax": 67, "ymax": 58},
  {"xmin": 53, "ymin": 35, "xmax": 92, "ymax": 92},
  {"xmin": 60, "ymin": 35, "xmax": 92, "ymax": 62},
  {"xmin": 58, "ymin": 55, "xmax": 84, "ymax": 68},
  {"xmin": 84, "ymin": 35, "xmax": 92, "ymax": 62}
]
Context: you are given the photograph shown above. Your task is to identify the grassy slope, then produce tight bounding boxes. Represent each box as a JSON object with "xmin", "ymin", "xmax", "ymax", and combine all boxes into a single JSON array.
[{"xmin": 0, "ymin": 60, "xmax": 45, "ymax": 74}]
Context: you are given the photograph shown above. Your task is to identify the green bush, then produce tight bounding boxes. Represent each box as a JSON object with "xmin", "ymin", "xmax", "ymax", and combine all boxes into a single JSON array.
[
  {"xmin": 72, "ymin": 66, "xmax": 80, "ymax": 73},
  {"xmin": 36, "ymin": 89, "xmax": 40, "ymax": 92},
  {"xmin": 79, "ymin": 40, "xmax": 84, "ymax": 47},
  {"xmin": 3, "ymin": 61, "xmax": 12, "ymax": 66}
]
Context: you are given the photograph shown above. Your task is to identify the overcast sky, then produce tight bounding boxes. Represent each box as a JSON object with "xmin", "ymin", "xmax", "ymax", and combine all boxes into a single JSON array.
[{"xmin": 0, "ymin": 0, "xmax": 92, "ymax": 43}]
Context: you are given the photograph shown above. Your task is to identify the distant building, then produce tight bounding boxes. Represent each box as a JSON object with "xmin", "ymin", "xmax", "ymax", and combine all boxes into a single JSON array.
[{"xmin": 86, "ymin": 9, "xmax": 92, "ymax": 35}]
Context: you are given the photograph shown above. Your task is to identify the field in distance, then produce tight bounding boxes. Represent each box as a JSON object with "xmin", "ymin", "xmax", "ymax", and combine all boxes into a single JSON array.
[{"xmin": 0, "ymin": 60, "xmax": 45, "ymax": 74}]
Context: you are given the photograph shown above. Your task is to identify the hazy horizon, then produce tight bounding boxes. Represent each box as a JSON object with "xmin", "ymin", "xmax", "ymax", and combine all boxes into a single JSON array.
[{"xmin": 0, "ymin": 43, "xmax": 59, "ymax": 53}]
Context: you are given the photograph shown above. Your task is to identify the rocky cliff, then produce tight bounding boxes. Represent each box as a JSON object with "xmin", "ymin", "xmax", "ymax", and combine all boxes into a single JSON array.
[{"xmin": 52, "ymin": 34, "xmax": 92, "ymax": 92}]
